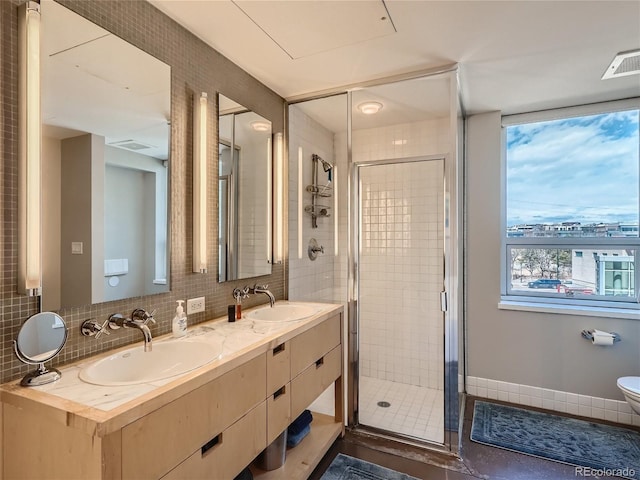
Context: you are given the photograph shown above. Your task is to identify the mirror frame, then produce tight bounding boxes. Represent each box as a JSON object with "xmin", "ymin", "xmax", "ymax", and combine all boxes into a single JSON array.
[{"xmin": 13, "ymin": 312, "xmax": 68, "ymax": 386}]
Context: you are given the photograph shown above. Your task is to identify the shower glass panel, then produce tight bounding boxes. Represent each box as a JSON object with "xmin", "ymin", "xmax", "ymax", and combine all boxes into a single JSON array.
[
  {"xmin": 351, "ymin": 74, "xmax": 456, "ymax": 447},
  {"xmin": 357, "ymin": 159, "xmax": 445, "ymax": 444}
]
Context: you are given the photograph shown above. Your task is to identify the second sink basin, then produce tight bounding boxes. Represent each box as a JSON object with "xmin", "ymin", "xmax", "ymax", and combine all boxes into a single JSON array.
[
  {"xmin": 79, "ymin": 339, "xmax": 223, "ymax": 386},
  {"xmin": 245, "ymin": 302, "xmax": 320, "ymax": 322}
]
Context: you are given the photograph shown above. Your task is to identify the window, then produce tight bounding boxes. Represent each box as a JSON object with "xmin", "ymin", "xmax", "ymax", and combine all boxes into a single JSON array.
[{"xmin": 503, "ymin": 101, "xmax": 640, "ymax": 308}]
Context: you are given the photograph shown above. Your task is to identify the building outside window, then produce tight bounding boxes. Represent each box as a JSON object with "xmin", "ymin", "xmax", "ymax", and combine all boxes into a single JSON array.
[{"xmin": 502, "ymin": 100, "xmax": 640, "ymax": 308}]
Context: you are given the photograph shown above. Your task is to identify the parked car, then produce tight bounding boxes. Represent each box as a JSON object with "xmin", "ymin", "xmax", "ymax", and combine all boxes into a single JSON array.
[{"xmin": 527, "ymin": 279, "xmax": 562, "ymax": 289}]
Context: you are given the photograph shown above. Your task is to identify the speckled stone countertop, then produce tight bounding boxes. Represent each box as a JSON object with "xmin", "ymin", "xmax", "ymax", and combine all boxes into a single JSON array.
[{"xmin": 0, "ymin": 302, "xmax": 343, "ymax": 437}]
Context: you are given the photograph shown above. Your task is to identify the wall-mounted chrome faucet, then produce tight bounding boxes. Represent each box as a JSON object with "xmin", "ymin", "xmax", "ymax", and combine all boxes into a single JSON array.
[
  {"xmin": 251, "ymin": 284, "xmax": 275, "ymax": 307},
  {"xmin": 81, "ymin": 307, "xmax": 155, "ymax": 352},
  {"xmin": 233, "ymin": 284, "xmax": 275, "ymax": 308}
]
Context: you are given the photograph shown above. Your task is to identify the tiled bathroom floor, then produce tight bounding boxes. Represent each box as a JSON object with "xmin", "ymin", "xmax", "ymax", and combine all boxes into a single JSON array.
[{"xmin": 358, "ymin": 376, "xmax": 444, "ymax": 443}]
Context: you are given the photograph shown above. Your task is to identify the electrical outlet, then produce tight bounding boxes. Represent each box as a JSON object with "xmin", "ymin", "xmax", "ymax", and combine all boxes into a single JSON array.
[{"xmin": 187, "ymin": 296, "xmax": 205, "ymax": 314}]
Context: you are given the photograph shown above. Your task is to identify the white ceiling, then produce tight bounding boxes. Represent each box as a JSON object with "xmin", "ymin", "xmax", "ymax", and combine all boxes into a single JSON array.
[
  {"xmin": 150, "ymin": 0, "xmax": 640, "ymax": 116},
  {"xmin": 42, "ymin": 0, "xmax": 171, "ymax": 159}
]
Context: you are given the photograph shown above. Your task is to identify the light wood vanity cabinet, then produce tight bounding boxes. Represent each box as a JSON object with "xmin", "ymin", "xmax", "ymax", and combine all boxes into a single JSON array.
[
  {"xmin": 1, "ymin": 308, "xmax": 344, "ymax": 480},
  {"xmin": 127, "ymin": 354, "xmax": 267, "ymax": 479}
]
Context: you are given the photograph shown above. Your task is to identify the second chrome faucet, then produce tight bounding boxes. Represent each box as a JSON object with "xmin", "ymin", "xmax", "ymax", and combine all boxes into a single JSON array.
[{"xmin": 233, "ymin": 284, "xmax": 275, "ymax": 309}]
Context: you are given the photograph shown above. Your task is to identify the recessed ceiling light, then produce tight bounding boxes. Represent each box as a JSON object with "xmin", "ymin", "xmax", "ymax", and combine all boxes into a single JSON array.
[
  {"xmin": 357, "ymin": 101, "xmax": 383, "ymax": 115},
  {"xmin": 392, "ymin": 139, "xmax": 407, "ymax": 145},
  {"xmin": 251, "ymin": 121, "xmax": 270, "ymax": 131},
  {"xmin": 602, "ymin": 49, "xmax": 640, "ymax": 80}
]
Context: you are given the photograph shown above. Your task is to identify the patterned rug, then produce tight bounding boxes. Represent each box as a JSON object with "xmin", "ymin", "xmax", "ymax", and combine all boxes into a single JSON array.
[
  {"xmin": 471, "ymin": 401, "xmax": 640, "ymax": 480},
  {"xmin": 320, "ymin": 454, "xmax": 420, "ymax": 480}
]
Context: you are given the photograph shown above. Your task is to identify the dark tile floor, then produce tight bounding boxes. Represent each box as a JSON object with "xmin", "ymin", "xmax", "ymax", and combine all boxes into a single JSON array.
[{"xmin": 309, "ymin": 396, "xmax": 640, "ymax": 480}]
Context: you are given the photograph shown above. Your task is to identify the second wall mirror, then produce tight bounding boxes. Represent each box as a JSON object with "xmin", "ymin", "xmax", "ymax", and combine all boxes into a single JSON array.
[{"xmin": 218, "ymin": 94, "xmax": 272, "ymax": 282}]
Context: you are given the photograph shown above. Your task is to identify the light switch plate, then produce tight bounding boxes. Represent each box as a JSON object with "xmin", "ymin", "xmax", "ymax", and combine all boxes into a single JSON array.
[{"xmin": 71, "ymin": 242, "xmax": 83, "ymax": 255}]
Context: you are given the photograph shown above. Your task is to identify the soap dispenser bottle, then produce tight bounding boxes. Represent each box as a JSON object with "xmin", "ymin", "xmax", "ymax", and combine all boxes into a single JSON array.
[{"xmin": 173, "ymin": 300, "xmax": 187, "ymax": 338}]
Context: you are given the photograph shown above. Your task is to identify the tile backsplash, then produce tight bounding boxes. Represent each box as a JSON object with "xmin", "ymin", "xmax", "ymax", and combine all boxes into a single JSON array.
[{"xmin": 0, "ymin": 0, "xmax": 285, "ymax": 384}]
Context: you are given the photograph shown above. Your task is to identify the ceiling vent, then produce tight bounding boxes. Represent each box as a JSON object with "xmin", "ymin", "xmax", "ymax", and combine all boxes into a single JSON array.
[
  {"xmin": 602, "ymin": 49, "xmax": 640, "ymax": 79},
  {"xmin": 108, "ymin": 140, "xmax": 153, "ymax": 151}
]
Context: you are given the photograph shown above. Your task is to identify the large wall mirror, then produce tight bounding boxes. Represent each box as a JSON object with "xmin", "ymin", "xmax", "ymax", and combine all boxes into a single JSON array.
[
  {"xmin": 218, "ymin": 94, "xmax": 272, "ymax": 282},
  {"xmin": 41, "ymin": 0, "xmax": 171, "ymax": 310}
]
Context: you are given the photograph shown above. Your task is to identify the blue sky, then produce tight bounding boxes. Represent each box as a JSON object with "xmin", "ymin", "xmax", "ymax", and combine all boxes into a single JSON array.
[{"xmin": 506, "ymin": 109, "xmax": 639, "ymax": 227}]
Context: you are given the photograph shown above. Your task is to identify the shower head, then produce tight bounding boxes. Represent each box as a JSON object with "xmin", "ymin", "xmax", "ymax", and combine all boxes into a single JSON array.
[{"xmin": 320, "ymin": 158, "xmax": 334, "ymax": 172}]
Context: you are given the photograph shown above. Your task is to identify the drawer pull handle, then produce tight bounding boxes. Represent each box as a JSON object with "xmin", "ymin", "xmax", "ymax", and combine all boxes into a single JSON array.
[
  {"xmin": 201, "ymin": 433, "xmax": 222, "ymax": 456},
  {"xmin": 274, "ymin": 385, "xmax": 286, "ymax": 399},
  {"xmin": 273, "ymin": 343, "xmax": 285, "ymax": 355},
  {"xmin": 315, "ymin": 357, "xmax": 324, "ymax": 368}
]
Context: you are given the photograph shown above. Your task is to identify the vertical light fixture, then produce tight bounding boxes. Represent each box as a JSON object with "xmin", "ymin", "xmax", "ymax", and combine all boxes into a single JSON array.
[
  {"xmin": 334, "ymin": 167, "xmax": 339, "ymax": 256},
  {"xmin": 266, "ymin": 136, "xmax": 272, "ymax": 262},
  {"xmin": 193, "ymin": 92, "xmax": 208, "ymax": 273},
  {"xmin": 18, "ymin": 1, "xmax": 42, "ymax": 296},
  {"xmin": 273, "ymin": 132, "xmax": 284, "ymax": 263},
  {"xmin": 297, "ymin": 147, "xmax": 303, "ymax": 259}
]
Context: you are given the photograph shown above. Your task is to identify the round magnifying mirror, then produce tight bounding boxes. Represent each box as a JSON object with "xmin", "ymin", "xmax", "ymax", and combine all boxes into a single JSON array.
[{"xmin": 13, "ymin": 312, "xmax": 68, "ymax": 387}]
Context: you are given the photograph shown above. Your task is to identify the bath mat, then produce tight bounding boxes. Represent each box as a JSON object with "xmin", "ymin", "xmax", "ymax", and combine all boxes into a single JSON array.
[
  {"xmin": 471, "ymin": 401, "xmax": 640, "ymax": 479},
  {"xmin": 320, "ymin": 453, "xmax": 420, "ymax": 480}
]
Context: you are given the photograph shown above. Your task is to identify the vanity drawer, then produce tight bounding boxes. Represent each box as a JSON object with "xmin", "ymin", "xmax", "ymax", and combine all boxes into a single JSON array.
[
  {"xmin": 267, "ymin": 382, "xmax": 291, "ymax": 444},
  {"xmin": 267, "ymin": 341, "xmax": 290, "ymax": 394},
  {"xmin": 290, "ymin": 314, "xmax": 340, "ymax": 378},
  {"xmin": 122, "ymin": 354, "xmax": 266, "ymax": 480},
  {"xmin": 290, "ymin": 345, "xmax": 341, "ymax": 419},
  {"xmin": 162, "ymin": 401, "xmax": 267, "ymax": 480}
]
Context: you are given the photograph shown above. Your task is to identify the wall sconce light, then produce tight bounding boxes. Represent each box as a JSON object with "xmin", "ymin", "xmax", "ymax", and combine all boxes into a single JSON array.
[
  {"xmin": 267, "ymin": 136, "xmax": 273, "ymax": 263},
  {"xmin": 18, "ymin": 1, "xmax": 42, "ymax": 296},
  {"xmin": 297, "ymin": 147, "xmax": 303, "ymax": 259},
  {"xmin": 334, "ymin": 168, "xmax": 339, "ymax": 257},
  {"xmin": 193, "ymin": 92, "xmax": 208, "ymax": 273},
  {"xmin": 273, "ymin": 132, "xmax": 285, "ymax": 264}
]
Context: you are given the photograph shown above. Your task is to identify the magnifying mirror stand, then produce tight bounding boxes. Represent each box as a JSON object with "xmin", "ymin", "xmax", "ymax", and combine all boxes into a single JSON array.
[{"xmin": 13, "ymin": 341, "xmax": 62, "ymax": 386}]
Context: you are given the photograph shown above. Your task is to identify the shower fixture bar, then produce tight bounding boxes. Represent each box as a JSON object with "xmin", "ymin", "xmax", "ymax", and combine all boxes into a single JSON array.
[{"xmin": 307, "ymin": 154, "xmax": 334, "ymax": 228}]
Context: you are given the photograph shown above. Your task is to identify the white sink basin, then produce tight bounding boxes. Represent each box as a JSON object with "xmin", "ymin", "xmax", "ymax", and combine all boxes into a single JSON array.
[
  {"xmin": 245, "ymin": 303, "xmax": 320, "ymax": 322},
  {"xmin": 79, "ymin": 339, "xmax": 222, "ymax": 386}
]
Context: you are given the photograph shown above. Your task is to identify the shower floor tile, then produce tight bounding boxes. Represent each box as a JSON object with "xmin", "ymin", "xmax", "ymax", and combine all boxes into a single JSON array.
[{"xmin": 358, "ymin": 376, "xmax": 444, "ymax": 443}]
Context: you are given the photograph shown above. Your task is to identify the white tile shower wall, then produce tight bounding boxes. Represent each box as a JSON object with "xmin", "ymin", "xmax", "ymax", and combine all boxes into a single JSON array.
[
  {"xmin": 288, "ymin": 106, "xmax": 336, "ymax": 302},
  {"xmin": 467, "ymin": 376, "xmax": 640, "ymax": 427},
  {"xmin": 333, "ymin": 117, "xmax": 449, "ymax": 304},
  {"xmin": 358, "ymin": 161, "xmax": 445, "ymax": 390}
]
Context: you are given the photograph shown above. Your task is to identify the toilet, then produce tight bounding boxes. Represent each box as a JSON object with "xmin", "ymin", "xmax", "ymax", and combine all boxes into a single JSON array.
[{"xmin": 617, "ymin": 376, "xmax": 640, "ymax": 415}]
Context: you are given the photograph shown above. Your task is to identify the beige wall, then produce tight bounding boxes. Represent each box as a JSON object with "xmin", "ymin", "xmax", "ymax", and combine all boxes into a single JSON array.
[
  {"xmin": 466, "ymin": 111, "xmax": 640, "ymax": 400},
  {"xmin": 42, "ymin": 136, "xmax": 62, "ymax": 309},
  {"xmin": 60, "ymin": 134, "xmax": 95, "ymax": 308}
]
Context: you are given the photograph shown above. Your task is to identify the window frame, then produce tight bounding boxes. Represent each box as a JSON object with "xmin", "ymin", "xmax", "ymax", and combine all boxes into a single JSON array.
[{"xmin": 500, "ymin": 98, "xmax": 640, "ymax": 311}]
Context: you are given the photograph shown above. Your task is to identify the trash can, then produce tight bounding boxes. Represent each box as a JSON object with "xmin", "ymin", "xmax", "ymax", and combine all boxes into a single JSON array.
[{"xmin": 254, "ymin": 430, "xmax": 287, "ymax": 471}]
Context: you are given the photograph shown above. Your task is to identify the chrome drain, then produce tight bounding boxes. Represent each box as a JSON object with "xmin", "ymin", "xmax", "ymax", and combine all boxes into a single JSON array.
[{"xmin": 377, "ymin": 401, "xmax": 391, "ymax": 408}]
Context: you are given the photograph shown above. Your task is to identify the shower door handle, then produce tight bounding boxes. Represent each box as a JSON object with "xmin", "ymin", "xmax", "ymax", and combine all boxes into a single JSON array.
[{"xmin": 440, "ymin": 291, "xmax": 448, "ymax": 312}]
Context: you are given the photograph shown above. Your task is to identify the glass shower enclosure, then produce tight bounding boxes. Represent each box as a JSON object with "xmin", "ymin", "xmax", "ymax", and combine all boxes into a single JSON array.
[{"xmin": 287, "ymin": 67, "xmax": 463, "ymax": 452}]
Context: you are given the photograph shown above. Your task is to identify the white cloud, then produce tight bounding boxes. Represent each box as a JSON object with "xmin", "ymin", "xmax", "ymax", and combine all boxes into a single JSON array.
[{"xmin": 507, "ymin": 110, "xmax": 639, "ymax": 226}]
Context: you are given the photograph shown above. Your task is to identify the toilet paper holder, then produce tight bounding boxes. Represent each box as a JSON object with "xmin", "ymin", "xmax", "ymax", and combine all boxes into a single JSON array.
[{"xmin": 581, "ymin": 329, "xmax": 621, "ymax": 344}]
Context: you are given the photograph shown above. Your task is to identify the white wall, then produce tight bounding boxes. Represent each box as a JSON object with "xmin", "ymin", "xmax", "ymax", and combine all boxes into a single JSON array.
[
  {"xmin": 466, "ymin": 112, "xmax": 640, "ymax": 404},
  {"xmin": 288, "ymin": 106, "xmax": 337, "ymax": 302}
]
